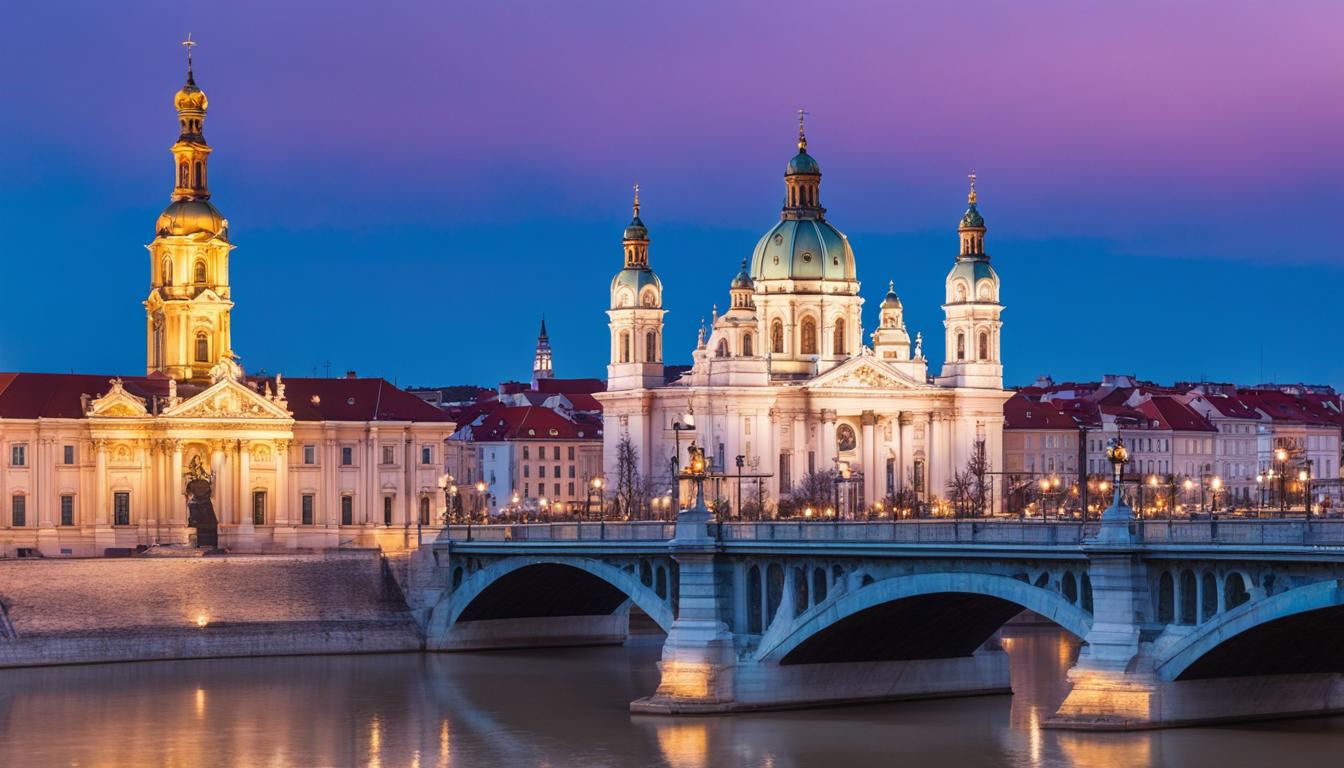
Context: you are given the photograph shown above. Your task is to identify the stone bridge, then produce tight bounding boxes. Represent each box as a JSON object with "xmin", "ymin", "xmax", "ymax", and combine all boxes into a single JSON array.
[{"xmin": 404, "ymin": 510, "xmax": 1344, "ymax": 729}]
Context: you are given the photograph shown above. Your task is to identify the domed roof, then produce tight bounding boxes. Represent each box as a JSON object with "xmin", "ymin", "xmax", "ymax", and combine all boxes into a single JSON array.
[
  {"xmin": 960, "ymin": 202, "xmax": 984, "ymax": 229},
  {"xmin": 882, "ymin": 280, "xmax": 902, "ymax": 308},
  {"xmin": 174, "ymin": 73, "xmax": 208, "ymax": 112},
  {"xmin": 750, "ymin": 218, "xmax": 854, "ymax": 283},
  {"xmin": 786, "ymin": 149, "xmax": 820, "ymax": 176},
  {"xmin": 946, "ymin": 258, "xmax": 999, "ymax": 296},
  {"xmin": 730, "ymin": 259, "xmax": 753, "ymax": 290},
  {"xmin": 610, "ymin": 267, "xmax": 662, "ymax": 300},
  {"xmin": 156, "ymin": 199, "xmax": 227, "ymax": 239},
  {"xmin": 623, "ymin": 214, "xmax": 647, "ymax": 241}
]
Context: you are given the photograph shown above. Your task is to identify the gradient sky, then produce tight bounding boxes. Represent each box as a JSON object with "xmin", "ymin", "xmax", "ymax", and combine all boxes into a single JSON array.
[{"xmin": 2, "ymin": 1, "xmax": 1342, "ymax": 388}]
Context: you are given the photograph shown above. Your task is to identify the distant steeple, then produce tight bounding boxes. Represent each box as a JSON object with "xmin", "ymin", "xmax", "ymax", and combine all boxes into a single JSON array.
[{"xmin": 532, "ymin": 315, "xmax": 554, "ymax": 388}]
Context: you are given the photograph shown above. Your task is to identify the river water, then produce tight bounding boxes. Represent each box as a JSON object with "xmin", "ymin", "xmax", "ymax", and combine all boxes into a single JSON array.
[{"xmin": 2, "ymin": 627, "xmax": 1343, "ymax": 767}]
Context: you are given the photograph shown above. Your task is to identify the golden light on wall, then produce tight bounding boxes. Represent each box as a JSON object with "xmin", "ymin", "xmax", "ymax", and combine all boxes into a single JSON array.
[
  {"xmin": 195, "ymin": 613, "xmax": 209, "ymax": 628},
  {"xmin": 658, "ymin": 661, "xmax": 712, "ymax": 699}
]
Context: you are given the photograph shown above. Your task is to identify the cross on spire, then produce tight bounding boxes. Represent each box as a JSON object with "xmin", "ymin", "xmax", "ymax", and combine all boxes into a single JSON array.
[
  {"xmin": 182, "ymin": 33, "xmax": 196, "ymax": 76},
  {"xmin": 797, "ymin": 107, "xmax": 809, "ymax": 150},
  {"xmin": 633, "ymin": 182, "xmax": 640, "ymax": 217},
  {"xmin": 967, "ymin": 170, "xmax": 977, "ymax": 204}
]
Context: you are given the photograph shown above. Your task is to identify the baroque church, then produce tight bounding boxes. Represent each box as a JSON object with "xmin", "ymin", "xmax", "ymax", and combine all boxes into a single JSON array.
[
  {"xmin": 0, "ymin": 47, "xmax": 455, "ymax": 557},
  {"xmin": 595, "ymin": 117, "xmax": 1010, "ymax": 513}
]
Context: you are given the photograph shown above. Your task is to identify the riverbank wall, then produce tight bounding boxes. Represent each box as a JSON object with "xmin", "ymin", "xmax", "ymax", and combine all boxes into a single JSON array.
[{"xmin": 0, "ymin": 551, "xmax": 422, "ymax": 668}]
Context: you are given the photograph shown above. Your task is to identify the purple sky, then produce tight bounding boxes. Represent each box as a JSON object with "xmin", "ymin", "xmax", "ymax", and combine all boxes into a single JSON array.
[{"xmin": 2, "ymin": 1, "xmax": 1342, "ymax": 387}]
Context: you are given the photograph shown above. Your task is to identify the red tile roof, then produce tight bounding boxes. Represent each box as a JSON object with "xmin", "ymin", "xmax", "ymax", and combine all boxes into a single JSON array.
[
  {"xmin": 535, "ymin": 377, "xmax": 606, "ymax": 395},
  {"xmin": 1137, "ymin": 396, "xmax": 1215, "ymax": 432},
  {"xmin": 453, "ymin": 404, "xmax": 601, "ymax": 442},
  {"xmin": 0, "ymin": 372, "xmax": 450, "ymax": 423},
  {"xmin": 1004, "ymin": 393, "xmax": 1077, "ymax": 430}
]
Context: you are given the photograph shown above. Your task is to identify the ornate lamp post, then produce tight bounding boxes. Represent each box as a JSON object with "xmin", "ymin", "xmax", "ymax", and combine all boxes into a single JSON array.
[
  {"xmin": 1275, "ymin": 447, "xmax": 1289, "ymax": 515},
  {"xmin": 1210, "ymin": 476, "xmax": 1222, "ymax": 514},
  {"xmin": 672, "ymin": 411, "xmax": 696, "ymax": 510},
  {"xmin": 593, "ymin": 476, "xmax": 606, "ymax": 536},
  {"xmin": 475, "ymin": 480, "xmax": 487, "ymax": 523},
  {"xmin": 1255, "ymin": 473, "xmax": 1264, "ymax": 515},
  {"xmin": 1103, "ymin": 437, "xmax": 1129, "ymax": 516}
]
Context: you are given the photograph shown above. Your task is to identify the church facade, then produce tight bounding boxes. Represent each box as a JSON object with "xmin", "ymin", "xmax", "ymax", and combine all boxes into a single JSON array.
[
  {"xmin": 596, "ymin": 119, "xmax": 1010, "ymax": 514},
  {"xmin": 0, "ymin": 50, "xmax": 454, "ymax": 557}
]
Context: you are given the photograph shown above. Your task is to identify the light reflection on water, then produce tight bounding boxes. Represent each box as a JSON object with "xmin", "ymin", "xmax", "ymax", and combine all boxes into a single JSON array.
[{"xmin": 1, "ymin": 626, "xmax": 1343, "ymax": 767}]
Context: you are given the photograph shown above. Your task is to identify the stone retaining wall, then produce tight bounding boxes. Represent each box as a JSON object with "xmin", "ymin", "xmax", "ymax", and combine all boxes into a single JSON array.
[{"xmin": 0, "ymin": 551, "xmax": 422, "ymax": 667}]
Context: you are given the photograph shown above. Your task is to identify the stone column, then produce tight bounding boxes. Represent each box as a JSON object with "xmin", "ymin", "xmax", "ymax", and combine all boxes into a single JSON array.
[
  {"xmin": 763, "ymin": 410, "xmax": 777, "ymax": 511},
  {"xmin": 861, "ymin": 411, "xmax": 878, "ymax": 509},
  {"xmin": 37, "ymin": 437, "xmax": 55, "ymax": 528},
  {"xmin": 94, "ymin": 440, "xmax": 109, "ymax": 525},
  {"xmin": 791, "ymin": 414, "xmax": 806, "ymax": 487},
  {"xmin": 238, "ymin": 441, "xmax": 254, "ymax": 535},
  {"xmin": 169, "ymin": 440, "xmax": 186, "ymax": 542},
  {"xmin": 210, "ymin": 441, "xmax": 225, "ymax": 523},
  {"xmin": 325, "ymin": 437, "xmax": 339, "ymax": 528},
  {"xmin": 819, "ymin": 409, "xmax": 838, "ymax": 474},
  {"xmin": 366, "ymin": 426, "xmax": 379, "ymax": 527},
  {"xmin": 898, "ymin": 413, "xmax": 913, "ymax": 494},
  {"xmin": 273, "ymin": 438, "xmax": 295, "ymax": 548}
]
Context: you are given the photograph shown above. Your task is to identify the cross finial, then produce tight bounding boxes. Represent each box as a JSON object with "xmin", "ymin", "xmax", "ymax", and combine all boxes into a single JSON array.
[
  {"xmin": 888, "ymin": 279, "xmax": 894, "ymax": 293},
  {"xmin": 797, "ymin": 108, "xmax": 809, "ymax": 151},
  {"xmin": 632, "ymin": 182, "xmax": 640, "ymax": 217},
  {"xmin": 182, "ymin": 33, "xmax": 196, "ymax": 77},
  {"xmin": 967, "ymin": 170, "xmax": 977, "ymax": 204}
]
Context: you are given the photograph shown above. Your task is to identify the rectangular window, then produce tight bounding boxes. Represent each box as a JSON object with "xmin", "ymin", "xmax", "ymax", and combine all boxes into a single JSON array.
[
  {"xmin": 913, "ymin": 459, "xmax": 926, "ymax": 492},
  {"xmin": 568, "ymin": 482, "xmax": 575, "ymax": 497},
  {"xmin": 341, "ymin": 495, "xmax": 353, "ymax": 525},
  {"xmin": 553, "ymin": 447, "xmax": 561, "ymax": 460},
  {"xmin": 113, "ymin": 491, "xmax": 130, "ymax": 526},
  {"xmin": 539, "ymin": 465, "xmax": 546, "ymax": 478},
  {"xmin": 554, "ymin": 465, "xmax": 561, "ymax": 480},
  {"xmin": 11, "ymin": 444, "xmax": 26, "ymax": 467},
  {"xmin": 780, "ymin": 453, "xmax": 792, "ymax": 490},
  {"xmin": 382, "ymin": 445, "xmax": 395, "ymax": 465},
  {"xmin": 303, "ymin": 444, "xmax": 317, "ymax": 465},
  {"xmin": 808, "ymin": 451, "xmax": 815, "ymax": 475},
  {"xmin": 383, "ymin": 496, "xmax": 393, "ymax": 526},
  {"xmin": 419, "ymin": 496, "xmax": 430, "ymax": 525},
  {"xmin": 568, "ymin": 466, "xmax": 575, "ymax": 478},
  {"xmin": 553, "ymin": 483, "xmax": 560, "ymax": 497},
  {"xmin": 568, "ymin": 446, "xmax": 575, "ymax": 461},
  {"xmin": 11, "ymin": 495, "xmax": 25, "ymax": 527},
  {"xmin": 524, "ymin": 483, "xmax": 529, "ymax": 497},
  {"xmin": 524, "ymin": 465, "xmax": 530, "ymax": 478},
  {"xmin": 523, "ymin": 447, "xmax": 530, "ymax": 460},
  {"xmin": 60, "ymin": 495, "xmax": 74, "ymax": 526},
  {"xmin": 63, "ymin": 445, "xmax": 76, "ymax": 465},
  {"xmin": 252, "ymin": 490, "xmax": 266, "ymax": 525},
  {"xmin": 341, "ymin": 446, "xmax": 354, "ymax": 466},
  {"xmin": 301, "ymin": 494, "xmax": 314, "ymax": 525},
  {"xmin": 421, "ymin": 445, "xmax": 432, "ymax": 465}
]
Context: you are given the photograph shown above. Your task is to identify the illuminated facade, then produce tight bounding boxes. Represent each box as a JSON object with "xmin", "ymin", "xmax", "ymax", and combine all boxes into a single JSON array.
[
  {"xmin": 0, "ymin": 49, "xmax": 454, "ymax": 557},
  {"xmin": 597, "ymin": 119, "xmax": 1010, "ymax": 512}
]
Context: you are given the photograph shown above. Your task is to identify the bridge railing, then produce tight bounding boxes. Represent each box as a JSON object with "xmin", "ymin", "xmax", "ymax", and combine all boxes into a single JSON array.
[
  {"xmin": 1138, "ymin": 518, "xmax": 1344, "ymax": 546},
  {"xmin": 717, "ymin": 520, "xmax": 1093, "ymax": 545},
  {"xmin": 439, "ymin": 522, "xmax": 675, "ymax": 542}
]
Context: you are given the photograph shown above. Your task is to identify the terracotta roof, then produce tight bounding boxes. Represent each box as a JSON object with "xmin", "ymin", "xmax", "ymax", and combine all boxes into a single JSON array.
[
  {"xmin": 1236, "ymin": 389, "xmax": 1340, "ymax": 427},
  {"xmin": 1136, "ymin": 397, "xmax": 1215, "ymax": 432},
  {"xmin": 1003, "ymin": 393, "xmax": 1077, "ymax": 430},
  {"xmin": 535, "ymin": 378, "xmax": 606, "ymax": 395},
  {"xmin": 452, "ymin": 404, "xmax": 601, "ymax": 442},
  {"xmin": 1193, "ymin": 393, "xmax": 1262, "ymax": 420},
  {"xmin": 0, "ymin": 372, "xmax": 450, "ymax": 423}
]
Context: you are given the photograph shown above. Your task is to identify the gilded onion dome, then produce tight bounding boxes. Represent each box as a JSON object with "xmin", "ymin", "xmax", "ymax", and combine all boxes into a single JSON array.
[
  {"xmin": 156, "ymin": 199, "xmax": 228, "ymax": 239},
  {"xmin": 174, "ymin": 70, "xmax": 208, "ymax": 112}
]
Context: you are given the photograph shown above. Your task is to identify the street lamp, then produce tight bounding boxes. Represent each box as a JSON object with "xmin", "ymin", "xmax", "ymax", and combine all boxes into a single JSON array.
[
  {"xmin": 475, "ymin": 481, "xmax": 487, "ymax": 523},
  {"xmin": 593, "ymin": 476, "xmax": 607, "ymax": 536},
  {"xmin": 672, "ymin": 411, "xmax": 696, "ymax": 509},
  {"xmin": 1146, "ymin": 474, "xmax": 1159, "ymax": 518},
  {"xmin": 1299, "ymin": 468, "xmax": 1310, "ymax": 517},
  {"xmin": 1255, "ymin": 473, "xmax": 1264, "ymax": 515},
  {"xmin": 1210, "ymin": 476, "xmax": 1222, "ymax": 513},
  {"xmin": 1275, "ymin": 447, "xmax": 1289, "ymax": 515}
]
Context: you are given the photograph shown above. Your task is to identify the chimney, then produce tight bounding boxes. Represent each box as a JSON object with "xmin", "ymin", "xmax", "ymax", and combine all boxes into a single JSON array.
[{"xmin": 345, "ymin": 370, "xmax": 357, "ymax": 379}]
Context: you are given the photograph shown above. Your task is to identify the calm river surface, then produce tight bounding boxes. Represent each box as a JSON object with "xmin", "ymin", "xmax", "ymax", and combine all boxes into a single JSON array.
[{"xmin": 2, "ymin": 627, "xmax": 1344, "ymax": 767}]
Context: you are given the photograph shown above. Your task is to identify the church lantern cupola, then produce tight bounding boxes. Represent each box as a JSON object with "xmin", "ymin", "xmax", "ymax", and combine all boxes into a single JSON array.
[{"xmin": 531, "ymin": 316, "xmax": 554, "ymax": 388}]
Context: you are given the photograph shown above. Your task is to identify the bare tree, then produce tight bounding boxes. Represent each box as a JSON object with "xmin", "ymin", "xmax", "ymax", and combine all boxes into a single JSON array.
[
  {"xmin": 613, "ymin": 433, "xmax": 646, "ymax": 519},
  {"xmin": 781, "ymin": 470, "xmax": 837, "ymax": 517},
  {"xmin": 966, "ymin": 438, "xmax": 992, "ymax": 516},
  {"xmin": 946, "ymin": 470, "xmax": 973, "ymax": 517}
]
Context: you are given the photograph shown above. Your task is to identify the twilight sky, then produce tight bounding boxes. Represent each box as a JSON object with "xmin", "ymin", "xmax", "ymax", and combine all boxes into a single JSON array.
[{"xmin": 2, "ymin": 1, "xmax": 1342, "ymax": 388}]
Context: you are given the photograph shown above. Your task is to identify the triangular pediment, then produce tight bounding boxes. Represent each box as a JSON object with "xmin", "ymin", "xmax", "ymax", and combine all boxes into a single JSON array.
[
  {"xmin": 87, "ymin": 379, "xmax": 149, "ymax": 418},
  {"xmin": 804, "ymin": 354, "xmax": 927, "ymax": 391},
  {"xmin": 162, "ymin": 377, "xmax": 293, "ymax": 420}
]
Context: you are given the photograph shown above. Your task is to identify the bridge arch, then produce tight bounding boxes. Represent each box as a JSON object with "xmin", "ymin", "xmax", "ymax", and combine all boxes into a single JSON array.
[
  {"xmin": 1157, "ymin": 578, "xmax": 1344, "ymax": 681},
  {"xmin": 442, "ymin": 555, "xmax": 675, "ymax": 635},
  {"xmin": 754, "ymin": 571, "xmax": 1093, "ymax": 664}
]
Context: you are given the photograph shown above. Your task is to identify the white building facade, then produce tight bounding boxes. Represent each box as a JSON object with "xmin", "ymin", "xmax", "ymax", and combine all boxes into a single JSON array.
[{"xmin": 596, "ymin": 123, "xmax": 1010, "ymax": 514}]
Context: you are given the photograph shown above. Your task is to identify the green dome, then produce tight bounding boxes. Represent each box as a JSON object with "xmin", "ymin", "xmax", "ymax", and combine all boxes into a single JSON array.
[
  {"xmin": 610, "ymin": 267, "xmax": 662, "ymax": 300},
  {"xmin": 731, "ymin": 259, "xmax": 753, "ymax": 289},
  {"xmin": 882, "ymin": 281, "xmax": 902, "ymax": 308},
  {"xmin": 750, "ymin": 218, "xmax": 854, "ymax": 282},
  {"xmin": 960, "ymin": 202, "xmax": 984, "ymax": 229},
  {"xmin": 786, "ymin": 150, "xmax": 820, "ymax": 176},
  {"xmin": 623, "ymin": 214, "xmax": 648, "ymax": 241},
  {"xmin": 945, "ymin": 258, "xmax": 999, "ymax": 300},
  {"xmin": 156, "ymin": 199, "xmax": 227, "ymax": 240}
]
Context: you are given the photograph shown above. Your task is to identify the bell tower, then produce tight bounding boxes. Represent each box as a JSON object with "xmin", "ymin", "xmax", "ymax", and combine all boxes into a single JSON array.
[
  {"xmin": 145, "ymin": 36, "xmax": 237, "ymax": 383},
  {"xmin": 531, "ymin": 316, "xmax": 554, "ymax": 388},
  {"xmin": 607, "ymin": 185, "xmax": 666, "ymax": 391},
  {"xmin": 937, "ymin": 173, "xmax": 1003, "ymax": 389}
]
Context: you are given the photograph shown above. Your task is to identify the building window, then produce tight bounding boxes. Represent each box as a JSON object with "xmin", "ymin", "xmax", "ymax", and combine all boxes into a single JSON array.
[
  {"xmin": 800, "ymin": 318, "xmax": 817, "ymax": 355},
  {"xmin": 419, "ymin": 496, "xmax": 430, "ymax": 525},
  {"xmin": 833, "ymin": 322, "xmax": 845, "ymax": 355},
  {"xmin": 303, "ymin": 444, "xmax": 316, "ymax": 465},
  {"xmin": 383, "ymin": 496, "xmax": 393, "ymax": 526},
  {"xmin": 382, "ymin": 445, "xmax": 395, "ymax": 465},
  {"xmin": 956, "ymin": 332, "xmax": 966, "ymax": 361},
  {"xmin": 568, "ymin": 465, "xmax": 575, "ymax": 478},
  {"xmin": 553, "ymin": 483, "xmax": 560, "ymax": 497},
  {"xmin": 567, "ymin": 446, "xmax": 575, "ymax": 461},
  {"xmin": 779, "ymin": 454, "xmax": 791, "ymax": 490},
  {"xmin": 60, "ymin": 495, "xmax": 74, "ymax": 526},
  {"xmin": 551, "ymin": 446, "xmax": 559, "ymax": 460},
  {"xmin": 195, "ymin": 332, "xmax": 209, "ymax": 363},
  {"xmin": 771, "ymin": 319, "xmax": 784, "ymax": 354},
  {"xmin": 341, "ymin": 495, "xmax": 353, "ymax": 525},
  {"xmin": 716, "ymin": 338, "xmax": 729, "ymax": 358},
  {"xmin": 10, "ymin": 444, "xmax": 26, "ymax": 467},
  {"xmin": 113, "ymin": 491, "xmax": 130, "ymax": 526},
  {"xmin": 538, "ymin": 465, "xmax": 546, "ymax": 479},
  {"xmin": 568, "ymin": 482, "xmax": 575, "ymax": 496},
  {"xmin": 11, "ymin": 495, "xmax": 25, "ymax": 527},
  {"xmin": 194, "ymin": 260, "xmax": 207, "ymax": 284},
  {"xmin": 302, "ymin": 494, "xmax": 314, "ymax": 525},
  {"xmin": 645, "ymin": 330, "xmax": 658, "ymax": 363},
  {"xmin": 978, "ymin": 331, "xmax": 989, "ymax": 360},
  {"xmin": 524, "ymin": 465, "xmax": 530, "ymax": 478},
  {"xmin": 63, "ymin": 445, "xmax": 75, "ymax": 465},
  {"xmin": 523, "ymin": 446, "xmax": 530, "ymax": 460},
  {"xmin": 743, "ymin": 332, "xmax": 754, "ymax": 357},
  {"xmin": 421, "ymin": 445, "xmax": 432, "ymax": 465},
  {"xmin": 341, "ymin": 446, "xmax": 354, "ymax": 466},
  {"xmin": 252, "ymin": 491, "xmax": 266, "ymax": 525},
  {"xmin": 620, "ymin": 331, "xmax": 631, "ymax": 363}
]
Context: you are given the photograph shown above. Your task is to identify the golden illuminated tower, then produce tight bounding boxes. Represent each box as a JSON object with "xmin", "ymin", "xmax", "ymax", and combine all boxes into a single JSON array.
[{"xmin": 144, "ymin": 36, "xmax": 236, "ymax": 383}]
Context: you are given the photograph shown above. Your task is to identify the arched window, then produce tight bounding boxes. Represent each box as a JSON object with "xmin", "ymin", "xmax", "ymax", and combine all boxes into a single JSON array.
[
  {"xmin": 771, "ymin": 319, "xmax": 784, "ymax": 354},
  {"xmin": 619, "ymin": 332, "xmax": 631, "ymax": 363},
  {"xmin": 161, "ymin": 256, "xmax": 172, "ymax": 285},
  {"xmin": 1157, "ymin": 572, "xmax": 1175, "ymax": 623},
  {"xmin": 645, "ymin": 330, "xmax": 657, "ymax": 362},
  {"xmin": 193, "ymin": 161, "xmax": 203, "ymax": 188},
  {"xmin": 419, "ymin": 496, "xmax": 430, "ymax": 525},
  {"xmin": 801, "ymin": 317, "xmax": 817, "ymax": 355},
  {"xmin": 742, "ymin": 332, "xmax": 753, "ymax": 357},
  {"xmin": 716, "ymin": 338, "xmax": 729, "ymax": 358},
  {"xmin": 195, "ymin": 332, "xmax": 209, "ymax": 363},
  {"xmin": 179, "ymin": 162, "xmax": 189, "ymax": 187},
  {"xmin": 194, "ymin": 260, "xmax": 207, "ymax": 284},
  {"xmin": 956, "ymin": 332, "xmax": 966, "ymax": 361},
  {"xmin": 978, "ymin": 331, "xmax": 989, "ymax": 361},
  {"xmin": 833, "ymin": 321, "xmax": 845, "ymax": 355}
]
